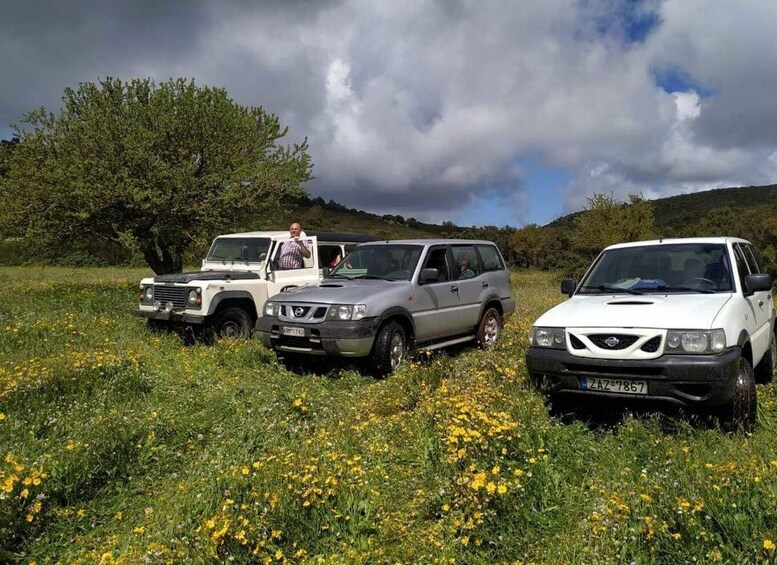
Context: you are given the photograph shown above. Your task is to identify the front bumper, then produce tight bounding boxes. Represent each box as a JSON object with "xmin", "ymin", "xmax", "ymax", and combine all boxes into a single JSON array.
[
  {"xmin": 256, "ymin": 316, "xmax": 380, "ymax": 357},
  {"xmin": 133, "ymin": 308, "xmax": 206, "ymax": 325},
  {"xmin": 525, "ymin": 346, "xmax": 741, "ymax": 408}
]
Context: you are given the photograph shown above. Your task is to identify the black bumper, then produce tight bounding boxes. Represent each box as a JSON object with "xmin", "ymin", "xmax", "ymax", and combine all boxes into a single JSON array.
[
  {"xmin": 255, "ymin": 316, "xmax": 380, "ymax": 357},
  {"xmin": 133, "ymin": 308, "xmax": 206, "ymax": 325},
  {"xmin": 525, "ymin": 346, "xmax": 741, "ymax": 408}
]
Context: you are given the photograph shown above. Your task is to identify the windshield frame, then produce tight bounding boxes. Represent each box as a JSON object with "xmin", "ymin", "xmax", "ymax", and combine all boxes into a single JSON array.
[
  {"xmin": 205, "ymin": 237, "xmax": 272, "ymax": 264},
  {"xmin": 577, "ymin": 242, "xmax": 735, "ymax": 295}
]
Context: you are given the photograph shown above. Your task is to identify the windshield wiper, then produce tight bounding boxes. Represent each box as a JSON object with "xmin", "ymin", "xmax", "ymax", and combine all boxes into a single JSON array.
[
  {"xmin": 356, "ymin": 274, "xmax": 391, "ymax": 281},
  {"xmin": 328, "ymin": 273, "xmax": 354, "ymax": 280},
  {"xmin": 654, "ymin": 285, "xmax": 716, "ymax": 294},
  {"xmin": 579, "ymin": 284, "xmax": 645, "ymax": 295}
]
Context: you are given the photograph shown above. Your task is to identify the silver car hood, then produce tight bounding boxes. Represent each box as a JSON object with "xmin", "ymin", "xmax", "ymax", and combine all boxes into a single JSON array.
[{"xmin": 277, "ymin": 278, "xmax": 411, "ymax": 305}]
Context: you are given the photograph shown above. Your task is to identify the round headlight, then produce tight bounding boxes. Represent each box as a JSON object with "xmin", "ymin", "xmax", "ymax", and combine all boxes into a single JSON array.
[
  {"xmin": 188, "ymin": 289, "xmax": 198, "ymax": 304},
  {"xmin": 681, "ymin": 332, "xmax": 708, "ymax": 353},
  {"xmin": 337, "ymin": 305, "xmax": 353, "ymax": 320},
  {"xmin": 666, "ymin": 333, "xmax": 681, "ymax": 349},
  {"xmin": 145, "ymin": 286, "xmax": 154, "ymax": 301}
]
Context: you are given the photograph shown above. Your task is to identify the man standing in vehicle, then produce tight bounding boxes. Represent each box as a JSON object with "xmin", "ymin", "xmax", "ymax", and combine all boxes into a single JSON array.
[{"xmin": 278, "ymin": 222, "xmax": 311, "ymax": 269}]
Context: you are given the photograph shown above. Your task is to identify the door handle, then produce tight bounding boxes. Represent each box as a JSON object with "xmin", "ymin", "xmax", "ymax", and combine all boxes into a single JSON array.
[
  {"xmin": 759, "ymin": 300, "xmax": 764, "ymax": 307},
  {"xmin": 482, "ymin": 281, "xmax": 489, "ymax": 288},
  {"xmin": 450, "ymin": 285, "xmax": 459, "ymax": 293}
]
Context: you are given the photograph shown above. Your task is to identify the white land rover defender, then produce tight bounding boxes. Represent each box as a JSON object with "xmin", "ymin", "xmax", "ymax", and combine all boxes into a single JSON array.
[
  {"xmin": 133, "ymin": 231, "xmax": 374, "ymax": 341},
  {"xmin": 526, "ymin": 237, "xmax": 775, "ymax": 431}
]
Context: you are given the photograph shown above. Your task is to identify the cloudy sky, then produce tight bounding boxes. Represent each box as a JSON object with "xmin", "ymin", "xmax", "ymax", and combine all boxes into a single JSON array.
[{"xmin": 2, "ymin": 0, "xmax": 777, "ymax": 227}]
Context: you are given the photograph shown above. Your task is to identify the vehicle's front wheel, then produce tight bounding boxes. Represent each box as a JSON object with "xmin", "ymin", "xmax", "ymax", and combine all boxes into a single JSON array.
[
  {"xmin": 477, "ymin": 307, "xmax": 502, "ymax": 349},
  {"xmin": 205, "ymin": 307, "xmax": 253, "ymax": 343},
  {"xmin": 719, "ymin": 356, "xmax": 757, "ymax": 433},
  {"xmin": 754, "ymin": 331, "xmax": 776, "ymax": 384},
  {"xmin": 369, "ymin": 321, "xmax": 407, "ymax": 377},
  {"xmin": 146, "ymin": 319, "xmax": 170, "ymax": 333}
]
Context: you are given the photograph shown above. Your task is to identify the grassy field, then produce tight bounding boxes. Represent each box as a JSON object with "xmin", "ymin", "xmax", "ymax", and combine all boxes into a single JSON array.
[{"xmin": 1, "ymin": 266, "xmax": 776, "ymax": 564}]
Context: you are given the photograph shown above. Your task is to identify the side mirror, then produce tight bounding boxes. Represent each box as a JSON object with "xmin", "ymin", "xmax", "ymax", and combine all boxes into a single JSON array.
[
  {"xmin": 744, "ymin": 273, "xmax": 772, "ymax": 295},
  {"xmin": 420, "ymin": 268, "xmax": 439, "ymax": 284},
  {"xmin": 561, "ymin": 279, "xmax": 578, "ymax": 297}
]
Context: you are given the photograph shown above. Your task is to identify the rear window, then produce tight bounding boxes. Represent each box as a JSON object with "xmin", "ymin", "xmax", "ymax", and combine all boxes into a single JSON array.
[{"xmin": 477, "ymin": 245, "xmax": 504, "ymax": 271}]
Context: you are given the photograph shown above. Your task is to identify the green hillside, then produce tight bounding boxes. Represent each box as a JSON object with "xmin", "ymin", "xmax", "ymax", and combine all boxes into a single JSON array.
[{"xmin": 548, "ymin": 184, "xmax": 777, "ymax": 232}]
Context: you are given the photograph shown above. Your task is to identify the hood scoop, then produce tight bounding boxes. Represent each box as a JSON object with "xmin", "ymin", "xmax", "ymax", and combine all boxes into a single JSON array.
[
  {"xmin": 320, "ymin": 284, "xmax": 344, "ymax": 288},
  {"xmin": 606, "ymin": 300, "xmax": 655, "ymax": 305}
]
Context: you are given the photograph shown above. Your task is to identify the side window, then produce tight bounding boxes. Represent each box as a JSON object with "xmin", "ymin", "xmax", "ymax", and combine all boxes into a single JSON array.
[
  {"xmin": 732, "ymin": 244, "xmax": 751, "ymax": 288},
  {"xmin": 451, "ymin": 245, "xmax": 480, "ymax": 279},
  {"xmin": 476, "ymin": 245, "xmax": 504, "ymax": 271},
  {"xmin": 421, "ymin": 246, "xmax": 451, "ymax": 283},
  {"xmin": 744, "ymin": 244, "xmax": 764, "ymax": 274},
  {"xmin": 318, "ymin": 244, "xmax": 342, "ymax": 268}
]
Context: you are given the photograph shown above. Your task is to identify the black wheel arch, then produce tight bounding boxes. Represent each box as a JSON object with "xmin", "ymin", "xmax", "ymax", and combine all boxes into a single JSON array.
[
  {"xmin": 736, "ymin": 330, "xmax": 753, "ymax": 367},
  {"xmin": 206, "ymin": 291, "xmax": 258, "ymax": 321},
  {"xmin": 375, "ymin": 306, "xmax": 416, "ymax": 346}
]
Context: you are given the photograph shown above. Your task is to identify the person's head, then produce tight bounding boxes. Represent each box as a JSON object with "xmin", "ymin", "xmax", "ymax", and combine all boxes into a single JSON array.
[
  {"xmin": 289, "ymin": 222, "xmax": 302, "ymax": 238},
  {"xmin": 458, "ymin": 258, "xmax": 469, "ymax": 271},
  {"xmin": 683, "ymin": 257, "xmax": 705, "ymax": 279}
]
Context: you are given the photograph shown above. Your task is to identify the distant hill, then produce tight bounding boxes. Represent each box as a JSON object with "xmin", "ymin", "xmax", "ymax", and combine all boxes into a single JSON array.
[
  {"xmin": 548, "ymin": 184, "xmax": 777, "ymax": 233},
  {"xmin": 260, "ymin": 196, "xmax": 461, "ymax": 240}
]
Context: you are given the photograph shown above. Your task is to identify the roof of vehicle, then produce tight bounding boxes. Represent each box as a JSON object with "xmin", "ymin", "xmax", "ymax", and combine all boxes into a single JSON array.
[
  {"xmin": 354, "ymin": 239, "xmax": 500, "ymax": 246},
  {"xmin": 604, "ymin": 237, "xmax": 752, "ymax": 251},
  {"xmin": 215, "ymin": 231, "xmax": 376, "ymax": 243}
]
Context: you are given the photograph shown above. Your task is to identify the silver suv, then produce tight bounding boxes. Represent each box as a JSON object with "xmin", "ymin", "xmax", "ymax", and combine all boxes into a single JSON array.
[{"xmin": 257, "ymin": 239, "xmax": 515, "ymax": 374}]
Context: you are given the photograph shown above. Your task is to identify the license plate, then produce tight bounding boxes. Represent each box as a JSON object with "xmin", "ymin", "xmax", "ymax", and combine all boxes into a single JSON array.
[
  {"xmin": 580, "ymin": 377, "xmax": 647, "ymax": 395},
  {"xmin": 282, "ymin": 326, "xmax": 305, "ymax": 337}
]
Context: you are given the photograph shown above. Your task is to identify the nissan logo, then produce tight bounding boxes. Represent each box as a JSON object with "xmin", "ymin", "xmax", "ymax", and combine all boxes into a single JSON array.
[
  {"xmin": 604, "ymin": 336, "xmax": 620, "ymax": 348},
  {"xmin": 294, "ymin": 307, "xmax": 305, "ymax": 317}
]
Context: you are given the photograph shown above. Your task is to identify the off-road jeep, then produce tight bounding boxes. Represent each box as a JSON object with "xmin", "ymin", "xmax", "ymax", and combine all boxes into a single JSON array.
[
  {"xmin": 256, "ymin": 239, "xmax": 515, "ymax": 375},
  {"xmin": 133, "ymin": 231, "xmax": 374, "ymax": 341},
  {"xmin": 526, "ymin": 237, "xmax": 775, "ymax": 431}
]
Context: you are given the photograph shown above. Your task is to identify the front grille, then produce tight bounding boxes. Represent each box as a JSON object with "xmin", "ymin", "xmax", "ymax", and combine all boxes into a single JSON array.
[
  {"xmin": 641, "ymin": 336, "xmax": 662, "ymax": 353},
  {"xmin": 589, "ymin": 334, "xmax": 638, "ymax": 350},
  {"xmin": 281, "ymin": 305, "xmax": 310, "ymax": 318},
  {"xmin": 153, "ymin": 285, "xmax": 187, "ymax": 307},
  {"xmin": 570, "ymin": 335, "xmax": 586, "ymax": 350}
]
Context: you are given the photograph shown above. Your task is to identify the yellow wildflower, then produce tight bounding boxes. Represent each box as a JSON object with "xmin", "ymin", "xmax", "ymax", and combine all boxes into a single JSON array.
[{"xmin": 765, "ymin": 539, "xmax": 775, "ymax": 551}]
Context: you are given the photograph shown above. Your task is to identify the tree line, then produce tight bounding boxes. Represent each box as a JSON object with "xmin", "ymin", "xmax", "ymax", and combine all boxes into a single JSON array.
[{"xmin": 1, "ymin": 78, "xmax": 774, "ymax": 277}]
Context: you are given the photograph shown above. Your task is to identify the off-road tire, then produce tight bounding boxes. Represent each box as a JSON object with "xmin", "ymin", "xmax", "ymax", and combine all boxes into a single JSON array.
[
  {"xmin": 369, "ymin": 321, "xmax": 407, "ymax": 377},
  {"xmin": 477, "ymin": 308, "xmax": 502, "ymax": 349},
  {"xmin": 205, "ymin": 307, "xmax": 253, "ymax": 343},
  {"xmin": 719, "ymin": 356, "xmax": 757, "ymax": 433},
  {"xmin": 754, "ymin": 331, "xmax": 776, "ymax": 384}
]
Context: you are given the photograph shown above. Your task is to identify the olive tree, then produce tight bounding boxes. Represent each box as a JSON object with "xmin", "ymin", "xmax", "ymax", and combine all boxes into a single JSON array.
[{"xmin": 1, "ymin": 78, "xmax": 312, "ymax": 273}]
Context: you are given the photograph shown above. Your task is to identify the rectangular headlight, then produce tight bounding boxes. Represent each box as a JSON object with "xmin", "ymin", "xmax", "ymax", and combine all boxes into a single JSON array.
[
  {"xmin": 665, "ymin": 329, "xmax": 726, "ymax": 354},
  {"xmin": 531, "ymin": 327, "xmax": 566, "ymax": 349},
  {"xmin": 264, "ymin": 301, "xmax": 278, "ymax": 317}
]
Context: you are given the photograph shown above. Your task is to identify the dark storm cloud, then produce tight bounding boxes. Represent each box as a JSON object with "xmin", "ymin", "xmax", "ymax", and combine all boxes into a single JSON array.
[{"xmin": 2, "ymin": 0, "xmax": 777, "ymax": 224}]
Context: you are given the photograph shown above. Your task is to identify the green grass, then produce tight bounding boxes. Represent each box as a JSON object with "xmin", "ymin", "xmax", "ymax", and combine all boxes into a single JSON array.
[{"xmin": 1, "ymin": 267, "xmax": 777, "ymax": 563}]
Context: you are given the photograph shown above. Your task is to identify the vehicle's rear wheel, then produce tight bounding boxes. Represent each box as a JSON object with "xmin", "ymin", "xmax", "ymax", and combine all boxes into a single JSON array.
[
  {"xmin": 477, "ymin": 307, "xmax": 502, "ymax": 349},
  {"xmin": 205, "ymin": 307, "xmax": 253, "ymax": 343},
  {"xmin": 369, "ymin": 321, "xmax": 407, "ymax": 377},
  {"xmin": 719, "ymin": 356, "xmax": 757, "ymax": 433},
  {"xmin": 754, "ymin": 331, "xmax": 776, "ymax": 384}
]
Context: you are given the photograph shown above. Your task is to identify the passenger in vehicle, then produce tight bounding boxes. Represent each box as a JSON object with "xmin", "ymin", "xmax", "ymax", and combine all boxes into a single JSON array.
[
  {"xmin": 682, "ymin": 257, "xmax": 706, "ymax": 284},
  {"xmin": 457, "ymin": 258, "xmax": 476, "ymax": 279}
]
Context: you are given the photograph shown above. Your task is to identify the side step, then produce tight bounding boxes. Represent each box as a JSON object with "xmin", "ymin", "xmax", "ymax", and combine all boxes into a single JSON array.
[{"xmin": 417, "ymin": 335, "xmax": 476, "ymax": 353}]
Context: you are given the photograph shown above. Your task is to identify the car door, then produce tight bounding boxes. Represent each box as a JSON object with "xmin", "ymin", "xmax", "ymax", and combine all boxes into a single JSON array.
[
  {"xmin": 412, "ymin": 245, "xmax": 462, "ymax": 340},
  {"xmin": 450, "ymin": 244, "xmax": 485, "ymax": 329},
  {"xmin": 737, "ymin": 243, "xmax": 772, "ymax": 362},
  {"xmin": 266, "ymin": 236, "xmax": 320, "ymax": 296}
]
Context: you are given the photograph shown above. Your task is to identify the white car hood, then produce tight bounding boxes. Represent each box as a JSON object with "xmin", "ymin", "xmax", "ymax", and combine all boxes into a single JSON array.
[{"xmin": 535, "ymin": 293, "xmax": 733, "ymax": 330}]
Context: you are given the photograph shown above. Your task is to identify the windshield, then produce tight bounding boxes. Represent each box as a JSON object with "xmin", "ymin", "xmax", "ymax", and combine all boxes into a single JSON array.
[
  {"xmin": 329, "ymin": 244, "xmax": 423, "ymax": 281},
  {"xmin": 579, "ymin": 243, "xmax": 734, "ymax": 294},
  {"xmin": 205, "ymin": 237, "xmax": 271, "ymax": 263}
]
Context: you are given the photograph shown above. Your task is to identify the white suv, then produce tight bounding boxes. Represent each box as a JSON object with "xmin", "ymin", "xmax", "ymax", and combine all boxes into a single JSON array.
[
  {"xmin": 526, "ymin": 237, "xmax": 775, "ymax": 431},
  {"xmin": 133, "ymin": 231, "xmax": 374, "ymax": 341}
]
